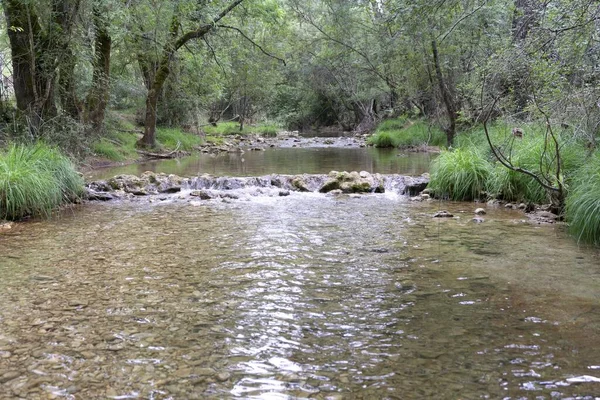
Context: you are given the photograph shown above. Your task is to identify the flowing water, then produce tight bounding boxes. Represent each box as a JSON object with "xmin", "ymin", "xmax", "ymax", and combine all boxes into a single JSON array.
[{"xmin": 1, "ymin": 148, "xmax": 600, "ymax": 399}]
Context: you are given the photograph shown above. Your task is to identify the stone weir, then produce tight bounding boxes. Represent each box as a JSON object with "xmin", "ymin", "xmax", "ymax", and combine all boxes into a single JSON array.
[{"xmin": 85, "ymin": 171, "xmax": 429, "ymax": 201}]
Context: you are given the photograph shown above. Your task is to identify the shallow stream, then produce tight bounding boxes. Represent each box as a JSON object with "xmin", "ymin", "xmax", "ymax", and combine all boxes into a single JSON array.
[{"xmin": 1, "ymin": 147, "xmax": 599, "ymax": 399}]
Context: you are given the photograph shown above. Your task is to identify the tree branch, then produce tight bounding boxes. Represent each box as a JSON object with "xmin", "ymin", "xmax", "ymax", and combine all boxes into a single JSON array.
[{"xmin": 217, "ymin": 24, "xmax": 286, "ymax": 65}]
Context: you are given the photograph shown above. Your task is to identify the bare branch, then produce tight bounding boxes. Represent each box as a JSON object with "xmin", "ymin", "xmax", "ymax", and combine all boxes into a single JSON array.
[{"xmin": 217, "ymin": 25, "xmax": 286, "ymax": 66}]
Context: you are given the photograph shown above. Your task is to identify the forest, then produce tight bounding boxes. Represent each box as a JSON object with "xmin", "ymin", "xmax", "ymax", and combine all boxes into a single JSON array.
[{"xmin": 0, "ymin": 0, "xmax": 600, "ymax": 243}]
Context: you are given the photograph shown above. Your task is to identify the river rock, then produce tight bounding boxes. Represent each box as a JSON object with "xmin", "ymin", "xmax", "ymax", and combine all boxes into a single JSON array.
[
  {"xmin": 474, "ymin": 208, "xmax": 486, "ymax": 215},
  {"xmin": 433, "ymin": 210, "xmax": 453, "ymax": 218},
  {"xmin": 403, "ymin": 175, "xmax": 429, "ymax": 196},
  {"xmin": 319, "ymin": 171, "xmax": 384, "ymax": 193},
  {"xmin": 189, "ymin": 190, "xmax": 212, "ymax": 200},
  {"xmin": 84, "ymin": 188, "xmax": 114, "ymax": 201},
  {"xmin": 527, "ymin": 210, "xmax": 559, "ymax": 224},
  {"xmin": 0, "ymin": 371, "xmax": 21, "ymax": 384}
]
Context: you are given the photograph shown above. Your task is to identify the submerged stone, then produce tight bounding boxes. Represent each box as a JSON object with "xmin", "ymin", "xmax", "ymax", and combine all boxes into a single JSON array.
[{"xmin": 433, "ymin": 210, "xmax": 454, "ymax": 218}]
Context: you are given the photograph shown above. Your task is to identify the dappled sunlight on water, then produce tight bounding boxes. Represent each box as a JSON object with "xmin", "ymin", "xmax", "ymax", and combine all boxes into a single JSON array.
[{"xmin": 0, "ymin": 194, "xmax": 599, "ymax": 398}]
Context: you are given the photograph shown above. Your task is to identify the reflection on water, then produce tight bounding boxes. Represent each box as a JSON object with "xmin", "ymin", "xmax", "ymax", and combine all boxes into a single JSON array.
[
  {"xmin": 0, "ymin": 195, "xmax": 599, "ymax": 399},
  {"xmin": 86, "ymin": 147, "xmax": 434, "ymax": 181}
]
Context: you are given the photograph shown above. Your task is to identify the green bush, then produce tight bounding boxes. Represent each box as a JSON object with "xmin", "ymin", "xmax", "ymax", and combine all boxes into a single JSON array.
[
  {"xmin": 0, "ymin": 143, "xmax": 84, "ymax": 220},
  {"xmin": 428, "ymin": 147, "xmax": 493, "ymax": 201},
  {"xmin": 156, "ymin": 128, "xmax": 203, "ymax": 151},
  {"xmin": 368, "ymin": 120, "xmax": 446, "ymax": 148},
  {"xmin": 565, "ymin": 152, "xmax": 600, "ymax": 246}
]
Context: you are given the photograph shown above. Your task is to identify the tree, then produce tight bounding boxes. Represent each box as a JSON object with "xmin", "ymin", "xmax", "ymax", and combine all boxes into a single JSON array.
[
  {"xmin": 136, "ymin": 0, "xmax": 245, "ymax": 148},
  {"xmin": 3, "ymin": 0, "xmax": 81, "ymax": 130}
]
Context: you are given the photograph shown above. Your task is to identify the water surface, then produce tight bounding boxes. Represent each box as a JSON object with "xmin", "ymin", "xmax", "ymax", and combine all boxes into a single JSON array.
[
  {"xmin": 86, "ymin": 147, "xmax": 433, "ymax": 181},
  {"xmin": 0, "ymin": 194, "xmax": 599, "ymax": 399}
]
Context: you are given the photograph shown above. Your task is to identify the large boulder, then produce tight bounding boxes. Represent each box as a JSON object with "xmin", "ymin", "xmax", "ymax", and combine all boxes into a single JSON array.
[{"xmin": 319, "ymin": 171, "xmax": 385, "ymax": 194}]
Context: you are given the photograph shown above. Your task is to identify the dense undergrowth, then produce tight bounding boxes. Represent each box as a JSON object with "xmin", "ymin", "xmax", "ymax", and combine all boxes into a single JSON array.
[
  {"xmin": 0, "ymin": 143, "xmax": 83, "ymax": 221},
  {"xmin": 427, "ymin": 122, "xmax": 600, "ymax": 245},
  {"xmin": 368, "ymin": 118, "xmax": 446, "ymax": 148}
]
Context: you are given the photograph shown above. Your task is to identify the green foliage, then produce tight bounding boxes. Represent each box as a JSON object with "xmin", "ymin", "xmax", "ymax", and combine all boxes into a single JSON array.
[
  {"xmin": 437, "ymin": 122, "xmax": 587, "ymax": 203},
  {"xmin": 156, "ymin": 128, "xmax": 202, "ymax": 151},
  {"xmin": 376, "ymin": 117, "xmax": 408, "ymax": 131},
  {"xmin": 92, "ymin": 139, "xmax": 126, "ymax": 161},
  {"xmin": 428, "ymin": 148, "xmax": 493, "ymax": 201},
  {"xmin": 203, "ymin": 122, "xmax": 245, "ymax": 136},
  {"xmin": 256, "ymin": 124, "xmax": 279, "ymax": 137},
  {"xmin": 368, "ymin": 120, "xmax": 446, "ymax": 148},
  {"xmin": 203, "ymin": 122, "xmax": 281, "ymax": 137},
  {"xmin": 0, "ymin": 143, "xmax": 83, "ymax": 221},
  {"xmin": 565, "ymin": 152, "xmax": 600, "ymax": 246}
]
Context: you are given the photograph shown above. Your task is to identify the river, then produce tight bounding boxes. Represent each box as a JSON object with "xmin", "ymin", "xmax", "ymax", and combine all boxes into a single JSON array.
[{"xmin": 0, "ymin": 147, "xmax": 599, "ymax": 399}]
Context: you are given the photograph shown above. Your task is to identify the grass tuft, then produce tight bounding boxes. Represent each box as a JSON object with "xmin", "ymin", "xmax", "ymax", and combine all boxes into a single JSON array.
[
  {"xmin": 565, "ymin": 153, "xmax": 600, "ymax": 246},
  {"xmin": 156, "ymin": 128, "xmax": 203, "ymax": 151},
  {"xmin": 428, "ymin": 147, "xmax": 492, "ymax": 201},
  {"xmin": 368, "ymin": 119, "xmax": 446, "ymax": 148},
  {"xmin": 203, "ymin": 122, "xmax": 281, "ymax": 137},
  {"xmin": 0, "ymin": 143, "xmax": 83, "ymax": 220}
]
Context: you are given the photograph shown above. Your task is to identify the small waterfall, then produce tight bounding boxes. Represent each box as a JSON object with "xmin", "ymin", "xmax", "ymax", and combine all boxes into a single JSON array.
[{"xmin": 86, "ymin": 172, "xmax": 429, "ymax": 201}]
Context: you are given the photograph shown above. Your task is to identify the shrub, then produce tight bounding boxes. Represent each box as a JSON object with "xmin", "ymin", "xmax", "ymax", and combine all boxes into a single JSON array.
[
  {"xmin": 428, "ymin": 148, "xmax": 493, "ymax": 201},
  {"xmin": 0, "ymin": 143, "xmax": 83, "ymax": 220},
  {"xmin": 565, "ymin": 152, "xmax": 600, "ymax": 246}
]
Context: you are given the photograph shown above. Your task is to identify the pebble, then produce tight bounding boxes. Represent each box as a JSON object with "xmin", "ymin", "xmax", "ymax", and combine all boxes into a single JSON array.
[
  {"xmin": 216, "ymin": 372, "xmax": 231, "ymax": 382},
  {"xmin": 433, "ymin": 210, "xmax": 453, "ymax": 218},
  {"xmin": 0, "ymin": 371, "xmax": 21, "ymax": 383},
  {"xmin": 474, "ymin": 208, "xmax": 486, "ymax": 215}
]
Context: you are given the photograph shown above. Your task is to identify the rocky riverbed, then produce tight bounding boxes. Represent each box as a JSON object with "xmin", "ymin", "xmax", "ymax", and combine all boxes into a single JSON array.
[{"xmin": 84, "ymin": 171, "xmax": 430, "ymax": 203}]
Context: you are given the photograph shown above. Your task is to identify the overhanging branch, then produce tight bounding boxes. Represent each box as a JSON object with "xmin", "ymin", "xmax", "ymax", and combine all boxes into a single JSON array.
[{"xmin": 217, "ymin": 24, "xmax": 286, "ymax": 66}]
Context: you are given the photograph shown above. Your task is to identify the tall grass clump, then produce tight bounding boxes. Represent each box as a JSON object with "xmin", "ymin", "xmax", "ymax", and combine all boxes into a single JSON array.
[
  {"xmin": 368, "ymin": 119, "xmax": 446, "ymax": 148},
  {"xmin": 156, "ymin": 128, "xmax": 202, "ymax": 151},
  {"xmin": 484, "ymin": 132, "xmax": 585, "ymax": 203},
  {"xmin": 428, "ymin": 147, "xmax": 492, "ymax": 201},
  {"xmin": 257, "ymin": 124, "xmax": 279, "ymax": 137},
  {"xmin": 367, "ymin": 131, "xmax": 398, "ymax": 147},
  {"xmin": 565, "ymin": 152, "xmax": 600, "ymax": 246},
  {"xmin": 203, "ymin": 122, "xmax": 244, "ymax": 136},
  {"xmin": 0, "ymin": 143, "xmax": 84, "ymax": 220}
]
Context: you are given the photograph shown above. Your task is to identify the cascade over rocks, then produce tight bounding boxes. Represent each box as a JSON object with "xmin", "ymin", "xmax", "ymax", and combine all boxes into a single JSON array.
[{"xmin": 84, "ymin": 171, "xmax": 430, "ymax": 201}]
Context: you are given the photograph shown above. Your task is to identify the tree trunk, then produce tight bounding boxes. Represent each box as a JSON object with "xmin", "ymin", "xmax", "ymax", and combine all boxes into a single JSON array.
[
  {"xmin": 3, "ymin": 0, "xmax": 41, "ymax": 114},
  {"xmin": 432, "ymin": 39, "xmax": 457, "ymax": 146},
  {"xmin": 85, "ymin": 6, "xmax": 111, "ymax": 131},
  {"xmin": 512, "ymin": 0, "xmax": 540, "ymax": 42}
]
